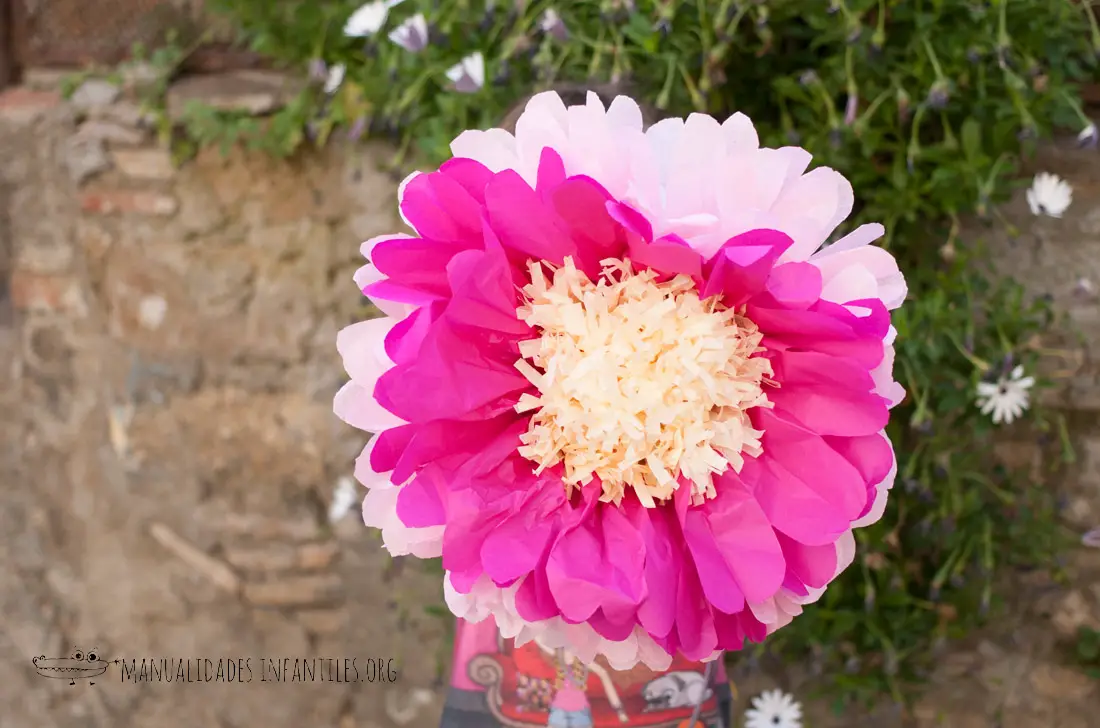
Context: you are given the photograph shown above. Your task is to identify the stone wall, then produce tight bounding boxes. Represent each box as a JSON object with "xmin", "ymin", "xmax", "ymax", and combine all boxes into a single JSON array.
[{"xmin": 0, "ymin": 73, "xmax": 448, "ymax": 728}]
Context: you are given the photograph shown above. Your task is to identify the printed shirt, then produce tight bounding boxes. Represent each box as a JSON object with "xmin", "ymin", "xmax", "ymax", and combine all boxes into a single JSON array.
[{"xmin": 440, "ymin": 617, "xmax": 731, "ymax": 728}]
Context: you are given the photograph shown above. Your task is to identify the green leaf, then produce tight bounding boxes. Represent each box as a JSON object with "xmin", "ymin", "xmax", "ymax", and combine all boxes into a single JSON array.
[{"xmin": 961, "ymin": 118, "xmax": 983, "ymax": 163}]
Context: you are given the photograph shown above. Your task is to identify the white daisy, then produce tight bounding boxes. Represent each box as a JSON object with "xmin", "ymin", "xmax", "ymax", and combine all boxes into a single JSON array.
[
  {"xmin": 539, "ymin": 8, "xmax": 569, "ymax": 42},
  {"xmin": 744, "ymin": 689, "xmax": 803, "ymax": 728},
  {"xmin": 389, "ymin": 13, "xmax": 429, "ymax": 53},
  {"xmin": 344, "ymin": 0, "xmax": 405, "ymax": 37},
  {"xmin": 976, "ymin": 365, "xmax": 1035, "ymax": 425},
  {"xmin": 328, "ymin": 476, "xmax": 360, "ymax": 523},
  {"xmin": 1026, "ymin": 172, "xmax": 1072, "ymax": 218},
  {"xmin": 445, "ymin": 52, "xmax": 485, "ymax": 93},
  {"xmin": 324, "ymin": 63, "xmax": 346, "ymax": 94},
  {"xmin": 1077, "ymin": 122, "xmax": 1097, "ymax": 149}
]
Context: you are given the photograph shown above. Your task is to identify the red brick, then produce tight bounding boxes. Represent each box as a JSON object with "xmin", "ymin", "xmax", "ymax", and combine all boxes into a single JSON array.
[
  {"xmin": 80, "ymin": 189, "xmax": 178, "ymax": 216},
  {"xmin": 0, "ymin": 87, "xmax": 62, "ymax": 124},
  {"xmin": 10, "ymin": 269, "xmax": 83, "ymax": 313}
]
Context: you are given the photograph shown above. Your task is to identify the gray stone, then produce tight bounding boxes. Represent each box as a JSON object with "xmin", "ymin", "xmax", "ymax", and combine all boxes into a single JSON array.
[
  {"xmin": 166, "ymin": 71, "xmax": 304, "ymax": 120},
  {"xmin": 70, "ymin": 79, "xmax": 121, "ymax": 111},
  {"xmin": 62, "ymin": 134, "xmax": 111, "ymax": 184},
  {"xmin": 89, "ymin": 100, "xmax": 155, "ymax": 128},
  {"xmin": 77, "ymin": 119, "xmax": 147, "ymax": 146},
  {"xmin": 120, "ymin": 62, "xmax": 162, "ymax": 92},
  {"xmin": 110, "ymin": 148, "xmax": 176, "ymax": 181}
]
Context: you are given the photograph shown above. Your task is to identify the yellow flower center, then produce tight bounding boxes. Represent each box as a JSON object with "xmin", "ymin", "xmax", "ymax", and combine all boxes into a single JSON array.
[{"xmin": 513, "ymin": 257, "xmax": 775, "ymax": 508}]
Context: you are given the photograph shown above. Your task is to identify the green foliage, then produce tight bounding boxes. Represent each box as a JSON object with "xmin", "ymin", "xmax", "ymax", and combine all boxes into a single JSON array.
[
  {"xmin": 1074, "ymin": 626, "xmax": 1100, "ymax": 680},
  {"xmin": 197, "ymin": 0, "xmax": 1096, "ymax": 707}
]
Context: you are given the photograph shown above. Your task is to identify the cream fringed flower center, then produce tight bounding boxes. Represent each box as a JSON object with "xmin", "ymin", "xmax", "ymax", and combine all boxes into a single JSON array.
[{"xmin": 513, "ymin": 257, "xmax": 775, "ymax": 508}]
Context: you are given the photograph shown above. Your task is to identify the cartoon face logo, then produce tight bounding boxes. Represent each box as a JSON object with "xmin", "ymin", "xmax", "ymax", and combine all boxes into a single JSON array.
[{"xmin": 33, "ymin": 649, "xmax": 108, "ymax": 685}]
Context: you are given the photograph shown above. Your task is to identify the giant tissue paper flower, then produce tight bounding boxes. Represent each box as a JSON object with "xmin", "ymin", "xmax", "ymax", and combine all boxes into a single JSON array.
[{"xmin": 335, "ymin": 92, "xmax": 907, "ymax": 671}]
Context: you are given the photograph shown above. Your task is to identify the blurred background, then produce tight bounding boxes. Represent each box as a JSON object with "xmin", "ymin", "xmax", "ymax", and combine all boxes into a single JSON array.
[{"xmin": 1, "ymin": 1, "xmax": 1100, "ymax": 727}]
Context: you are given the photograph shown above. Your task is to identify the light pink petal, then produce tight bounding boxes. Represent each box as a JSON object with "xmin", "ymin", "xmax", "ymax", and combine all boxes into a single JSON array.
[
  {"xmin": 362, "ymin": 484, "xmax": 400, "ymax": 529},
  {"xmin": 334, "ymin": 381, "xmax": 404, "ymax": 433},
  {"xmin": 353, "ymin": 264, "xmax": 415, "ymax": 319},
  {"xmin": 819, "ymin": 222, "xmax": 884, "ymax": 254},
  {"xmin": 363, "ymin": 485, "xmax": 445, "ymax": 556},
  {"xmin": 645, "ymin": 117, "xmax": 686, "ymax": 183},
  {"xmin": 714, "ymin": 148, "xmax": 797, "ymax": 222},
  {"xmin": 336, "ymin": 317, "xmax": 395, "ymax": 384},
  {"xmin": 872, "ymin": 344, "xmax": 906, "ymax": 408},
  {"xmin": 820, "ymin": 264, "xmax": 879, "ymax": 305},
  {"xmin": 813, "ymin": 240, "xmax": 907, "ymax": 310},
  {"xmin": 721, "ymin": 111, "xmax": 759, "ymax": 153},
  {"xmin": 397, "ymin": 172, "xmax": 421, "ymax": 229},
  {"xmin": 354, "ymin": 438, "xmax": 396, "ymax": 489},
  {"xmin": 832, "ymin": 529, "xmax": 857, "ymax": 576},
  {"xmin": 774, "ymin": 167, "xmax": 855, "ymax": 262},
  {"xmin": 360, "ymin": 233, "xmax": 414, "ymax": 260},
  {"xmin": 776, "ymin": 147, "xmax": 814, "ymax": 187},
  {"xmin": 851, "ymin": 433, "xmax": 898, "ymax": 528},
  {"xmin": 450, "ymin": 128, "xmax": 520, "ymax": 173},
  {"xmin": 606, "ymin": 95, "xmax": 644, "ymax": 131}
]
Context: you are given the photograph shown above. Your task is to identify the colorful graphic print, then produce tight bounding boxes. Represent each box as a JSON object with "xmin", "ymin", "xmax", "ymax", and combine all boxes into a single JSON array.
[{"xmin": 440, "ymin": 618, "xmax": 730, "ymax": 728}]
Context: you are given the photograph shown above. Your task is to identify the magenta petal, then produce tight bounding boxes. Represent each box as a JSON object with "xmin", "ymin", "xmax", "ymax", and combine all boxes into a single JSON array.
[
  {"xmin": 369, "ymin": 425, "xmax": 416, "ymax": 473},
  {"xmin": 712, "ymin": 612, "xmax": 747, "ymax": 651},
  {"xmin": 754, "ymin": 408, "xmax": 870, "ymax": 521},
  {"xmin": 776, "ymin": 531, "xmax": 837, "ymax": 589},
  {"xmin": 425, "ymin": 169, "xmax": 486, "ymax": 239},
  {"xmin": 369, "ymin": 236, "xmax": 464, "ymax": 298},
  {"xmin": 605, "ymin": 201, "xmax": 655, "ymax": 241},
  {"xmin": 765, "ymin": 262, "xmax": 823, "ymax": 309},
  {"xmin": 484, "ymin": 169, "xmax": 577, "ymax": 265},
  {"xmin": 453, "ymin": 423, "xmax": 531, "ymax": 482},
  {"xmin": 770, "ymin": 350, "xmax": 889, "ymax": 437},
  {"xmin": 516, "ymin": 490, "xmax": 599, "ymax": 622},
  {"xmin": 535, "ymin": 147, "xmax": 566, "ymax": 193},
  {"xmin": 396, "ymin": 473, "xmax": 446, "ymax": 527},
  {"xmin": 546, "ymin": 505, "xmax": 646, "ymax": 622},
  {"xmin": 374, "ymin": 318, "xmax": 529, "ymax": 423},
  {"xmin": 826, "ymin": 433, "xmax": 894, "ymax": 520},
  {"xmin": 587, "ymin": 608, "xmax": 636, "ymax": 642},
  {"xmin": 390, "ymin": 414, "xmax": 517, "ymax": 485},
  {"xmin": 445, "ymin": 236, "xmax": 530, "ymax": 336},
  {"xmin": 674, "ymin": 561, "xmax": 718, "ymax": 661},
  {"xmin": 703, "ymin": 229, "xmax": 794, "ymax": 307},
  {"xmin": 515, "ymin": 559, "xmax": 561, "ymax": 622},
  {"xmin": 628, "ymin": 234, "xmax": 704, "ymax": 281},
  {"xmin": 749, "ymin": 300, "xmax": 888, "ymax": 371},
  {"xmin": 363, "ymin": 278, "xmax": 444, "ymax": 310},
  {"xmin": 480, "ymin": 512, "xmax": 552, "ymax": 584},
  {"xmin": 443, "ymin": 501, "xmax": 507, "ymax": 581},
  {"xmin": 825, "ymin": 432, "xmax": 894, "ymax": 485},
  {"xmin": 625, "ymin": 501, "xmax": 679, "ymax": 638},
  {"xmin": 399, "ymin": 171, "xmax": 482, "ymax": 242},
  {"xmin": 548, "ymin": 178, "xmax": 625, "ymax": 277},
  {"xmin": 439, "ymin": 157, "xmax": 495, "ymax": 204},
  {"xmin": 685, "ymin": 482, "xmax": 785, "ymax": 608},
  {"xmin": 384, "ymin": 302, "xmax": 440, "ymax": 364}
]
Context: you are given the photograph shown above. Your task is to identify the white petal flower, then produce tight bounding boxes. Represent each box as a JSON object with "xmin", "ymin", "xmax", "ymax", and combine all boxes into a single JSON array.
[
  {"xmin": 1077, "ymin": 122, "xmax": 1097, "ymax": 148},
  {"xmin": 975, "ymin": 365, "xmax": 1035, "ymax": 425},
  {"xmin": 1026, "ymin": 172, "xmax": 1072, "ymax": 218},
  {"xmin": 445, "ymin": 52, "xmax": 485, "ymax": 93},
  {"xmin": 328, "ymin": 476, "xmax": 359, "ymax": 523},
  {"xmin": 388, "ymin": 13, "xmax": 429, "ymax": 53},
  {"xmin": 324, "ymin": 63, "xmax": 346, "ymax": 94},
  {"xmin": 344, "ymin": 0, "xmax": 405, "ymax": 37},
  {"xmin": 744, "ymin": 689, "xmax": 803, "ymax": 728},
  {"xmin": 539, "ymin": 8, "xmax": 569, "ymax": 41}
]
